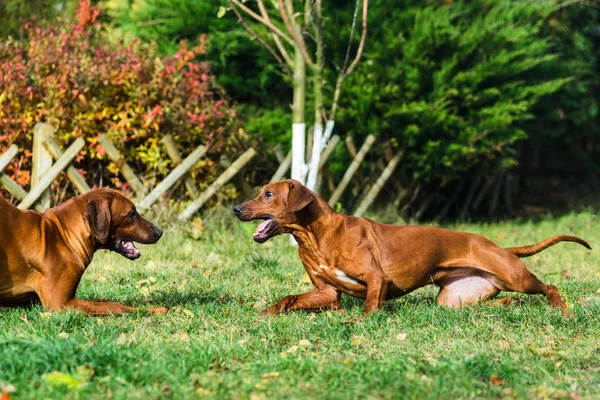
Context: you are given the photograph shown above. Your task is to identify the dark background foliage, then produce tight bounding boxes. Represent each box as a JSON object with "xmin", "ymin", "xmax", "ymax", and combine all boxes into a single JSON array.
[{"xmin": 1, "ymin": 0, "xmax": 599, "ymax": 218}]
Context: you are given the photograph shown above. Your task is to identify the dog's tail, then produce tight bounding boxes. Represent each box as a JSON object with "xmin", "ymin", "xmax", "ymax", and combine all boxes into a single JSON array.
[{"xmin": 506, "ymin": 235, "xmax": 591, "ymax": 258}]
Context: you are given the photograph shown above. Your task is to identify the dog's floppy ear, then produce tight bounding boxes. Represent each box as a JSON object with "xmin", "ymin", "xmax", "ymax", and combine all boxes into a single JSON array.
[
  {"xmin": 287, "ymin": 180, "xmax": 314, "ymax": 212},
  {"xmin": 84, "ymin": 197, "xmax": 112, "ymax": 245}
]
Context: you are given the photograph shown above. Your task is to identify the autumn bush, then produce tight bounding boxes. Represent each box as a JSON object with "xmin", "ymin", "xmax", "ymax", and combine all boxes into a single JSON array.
[{"xmin": 0, "ymin": 0, "xmax": 242, "ymax": 200}]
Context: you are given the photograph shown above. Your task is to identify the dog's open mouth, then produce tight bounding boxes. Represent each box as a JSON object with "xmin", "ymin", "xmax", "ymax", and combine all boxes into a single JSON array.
[
  {"xmin": 118, "ymin": 239, "xmax": 141, "ymax": 260},
  {"xmin": 253, "ymin": 218, "xmax": 278, "ymax": 243}
]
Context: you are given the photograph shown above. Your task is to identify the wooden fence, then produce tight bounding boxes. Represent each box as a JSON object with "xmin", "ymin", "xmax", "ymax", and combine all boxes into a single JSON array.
[
  {"xmin": 0, "ymin": 122, "xmax": 517, "ymax": 222},
  {"xmin": 0, "ymin": 123, "xmax": 255, "ymax": 221}
]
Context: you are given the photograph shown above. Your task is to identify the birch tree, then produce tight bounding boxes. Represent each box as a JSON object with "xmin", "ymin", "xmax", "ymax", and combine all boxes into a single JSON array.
[{"xmin": 223, "ymin": 0, "xmax": 368, "ymax": 191}]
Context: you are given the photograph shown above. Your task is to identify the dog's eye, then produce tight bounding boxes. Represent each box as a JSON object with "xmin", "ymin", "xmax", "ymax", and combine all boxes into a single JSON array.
[
  {"xmin": 128, "ymin": 209, "xmax": 137, "ymax": 220},
  {"xmin": 264, "ymin": 190, "xmax": 273, "ymax": 198}
]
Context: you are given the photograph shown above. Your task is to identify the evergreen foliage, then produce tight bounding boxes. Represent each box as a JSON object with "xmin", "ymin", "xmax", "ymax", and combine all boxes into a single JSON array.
[{"xmin": 340, "ymin": 0, "xmax": 576, "ymax": 187}]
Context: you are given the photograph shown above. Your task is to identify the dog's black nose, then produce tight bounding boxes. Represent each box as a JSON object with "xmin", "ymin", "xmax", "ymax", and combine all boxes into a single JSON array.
[
  {"xmin": 233, "ymin": 205, "xmax": 243, "ymax": 216},
  {"xmin": 154, "ymin": 227, "xmax": 163, "ymax": 239}
]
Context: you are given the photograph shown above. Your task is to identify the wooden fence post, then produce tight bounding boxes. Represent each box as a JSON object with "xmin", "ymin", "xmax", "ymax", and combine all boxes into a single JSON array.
[
  {"xmin": 328, "ymin": 135, "xmax": 375, "ymax": 207},
  {"xmin": 0, "ymin": 145, "xmax": 18, "ymax": 174},
  {"xmin": 318, "ymin": 134, "xmax": 340, "ymax": 169},
  {"xmin": 97, "ymin": 135, "xmax": 145, "ymax": 196},
  {"xmin": 353, "ymin": 150, "xmax": 404, "ymax": 218},
  {"xmin": 137, "ymin": 144, "xmax": 207, "ymax": 212},
  {"xmin": 178, "ymin": 148, "xmax": 256, "ymax": 222},
  {"xmin": 270, "ymin": 150, "xmax": 292, "ymax": 183},
  {"xmin": 43, "ymin": 136, "xmax": 91, "ymax": 194},
  {"xmin": 161, "ymin": 135, "xmax": 201, "ymax": 199},
  {"xmin": 0, "ymin": 144, "xmax": 43, "ymax": 211},
  {"xmin": 31, "ymin": 123, "xmax": 54, "ymax": 209},
  {"xmin": 18, "ymin": 138, "xmax": 85, "ymax": 210}
]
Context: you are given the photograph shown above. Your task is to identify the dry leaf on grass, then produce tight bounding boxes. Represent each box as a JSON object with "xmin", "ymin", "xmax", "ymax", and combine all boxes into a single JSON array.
[
  {"xmin": 490, "ymin": 376, "xmax": 504, "ymax": 386},
  {"xmin": 260, "ymin": 372, "xmax": 280, "ymax": 381},
  {"xmin": 0, "ymin": 384, "xmax": 15, "ymax": 394}
]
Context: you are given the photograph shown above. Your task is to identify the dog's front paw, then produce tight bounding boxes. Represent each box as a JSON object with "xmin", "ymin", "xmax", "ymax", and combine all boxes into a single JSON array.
[
  {"xmin": 262, "ymin": 303, "xmax": 285, "ymax": 315},
  {"xmin": 261, "ymin": 296, "xmax": 296, "ymax": 315},
  {"xmin": 149, "ymin": 306, "xmax": 169, "ymax": 315}
]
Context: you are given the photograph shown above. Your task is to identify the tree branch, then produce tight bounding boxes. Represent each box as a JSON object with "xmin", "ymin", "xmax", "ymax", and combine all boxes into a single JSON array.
[
  {"xmin": 328, "ymin": 0, "xmax": 369, "ymax": 120},
  {"xmin": 228, "ymin": 0, "xmax": 295, "ymax": 47},
  {"xmin": 278, "ymin": 0, "xmax": 314, "ymax": 66},
  {"xmin": 341, "ymin": 0, "xmax": 361, "ymax": 74},
  {"xmin": 257, "ymin": 0, "xmax": 293, "ymax": 67},
  {"xmin": 228, "ymin": 0, "xmax": 292, "ymax": 77},
  {"xmin": 344, "ymin": 0, "xmax": 368, "ymax": 77}
]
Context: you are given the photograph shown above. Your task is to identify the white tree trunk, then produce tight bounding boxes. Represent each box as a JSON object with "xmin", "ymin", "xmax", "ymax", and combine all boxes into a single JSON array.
[
  {"xmin": 291, "ymin": 122, "xmax": 307, "ymax": 184},
  {"xmin": 305, "ymin": 122, "xmax": 322, "ymax": 190}
]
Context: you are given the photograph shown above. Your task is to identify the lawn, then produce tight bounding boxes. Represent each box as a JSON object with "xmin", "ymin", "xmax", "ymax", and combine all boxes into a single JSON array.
[{"xmin": 1, "ymin": 209, "xmax": 599, "ymax": 399}]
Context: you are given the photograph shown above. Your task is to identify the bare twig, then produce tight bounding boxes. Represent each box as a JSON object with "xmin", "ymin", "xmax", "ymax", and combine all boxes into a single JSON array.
[
  {"xmin": 278, "ymin": 0, "xmax": 314, "ymax": 66},
  {"xmin": 328, "ymin": 0, "xmax": 368, "ymax": 120},
  {"xmin": 257, "ymin": 0, "xmax": 293, "ymax": 67},
  {"xmin": 341, "ymin": 0, "xmax": 361, "ymax": 73},
  {"xmin": 228, "ymin": 0, "xmax": 292, "ymax": 76},
  {"xmin": 229, "ymin": 0, "xmax": 295, "ymax": 46},
  {"xmin": 344, "ymin": 0, "xmax": 368, "ymax": 77}
]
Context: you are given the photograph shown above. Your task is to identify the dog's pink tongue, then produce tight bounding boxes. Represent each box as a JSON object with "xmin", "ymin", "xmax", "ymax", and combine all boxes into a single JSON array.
[{"xmin": 253, "ymin": 220, "xmax": 271, "ymax": 238}]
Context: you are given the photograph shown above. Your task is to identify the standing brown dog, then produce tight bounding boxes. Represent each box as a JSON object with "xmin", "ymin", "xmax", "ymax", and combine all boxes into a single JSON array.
[
  {"xmin": 0, "ymin": 188, "xmax": 167, "ymax": 315},
  {"xmin": 234, "ymin": 179, "xmax": 591, "ymax": 315}
]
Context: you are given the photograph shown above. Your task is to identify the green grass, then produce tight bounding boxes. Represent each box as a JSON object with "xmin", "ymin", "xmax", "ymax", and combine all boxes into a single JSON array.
[{"xmin": 1, "ymin": 210, "xmax": 600, "ymax": 399}]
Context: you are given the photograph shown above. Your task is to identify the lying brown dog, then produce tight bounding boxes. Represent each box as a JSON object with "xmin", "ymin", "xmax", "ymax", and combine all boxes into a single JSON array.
[
  {"xmin": 234, "ymin": 179, "xmax": 591, "ymax": 315},
  {"xmin": 0, "ymin": 188, "xmax": 167, "ymax": 315}
]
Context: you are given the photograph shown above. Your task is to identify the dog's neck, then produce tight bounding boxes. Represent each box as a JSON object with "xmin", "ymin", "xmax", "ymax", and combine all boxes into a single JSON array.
[
  {"xmin": 43, "ymin": 200, "xmax": 96, "ymax": 268},
  {"xmin": 290, "ymin": 194, "xmax": 343, "ymax": 263}
]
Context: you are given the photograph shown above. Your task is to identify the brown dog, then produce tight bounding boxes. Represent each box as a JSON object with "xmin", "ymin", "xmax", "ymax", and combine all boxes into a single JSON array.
[
  {"xmin": 0, "ymin": 188, "xmax": 167, "ymax": 315},
  {"xmin": 234, "ymin": 179, "xmax": 591, "ymax": 315}
]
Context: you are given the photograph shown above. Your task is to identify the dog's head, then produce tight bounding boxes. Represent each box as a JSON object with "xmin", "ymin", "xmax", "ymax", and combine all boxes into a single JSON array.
[
  {"xmin": 233, "ymin": 179, "xmax": 314, "ymax": 243},
  {"xmin": 83, "ymin": 189, "xmax": 163, "ymax": 260}
]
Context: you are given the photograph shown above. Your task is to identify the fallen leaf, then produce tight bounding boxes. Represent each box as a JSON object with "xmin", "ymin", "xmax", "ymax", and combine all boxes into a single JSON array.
[
  {"xmin": 179, "ymin": 332, "xmax": 190, "ymax": 342},
  {"xmin": 182, "ymin": 309, "xmax": 195, "ymax": 318},
  {"xmin": 0, "ymin": 384, "xmax": 15, "ymax": 394},
  {"xmin": 58, "ymin": 332, "xmax": 70, "ymax": 339},
  {"xmin": 116, "ymin": 333, "xmax": 127, "ymax": 346},
  {"xmin": 498, "ymin": 340, "xmax": 510, "ymax": 350},
  {"xmin": 286, "ymin": 345, "xmax": 300, "ymax": 354},
  {"xmin": 136, "ymin": 279, "xmax": 149, "ymax": 287},
  {"xmin": 298, "ymin": 339, "xmax": 312, "ymax": 348},
  {"xmin": 351, "ymin": 336, "xmax": 365, "ymax": 346},
  {"xmin": 43, "ymin": 372, "xmax": 84, "ymax": 390},
  {"xmin": 528, "ymin": 346, "xmax": 566, "ymax": 357},
  {"xmin": 396, "ymin": 333, "xmax": 408, "ymax": 341},
  {"xmin": 96, "ymin": 275, "xmax": 107, "ymax": 282},
  {"xmin": 490, "ymin": 376, "xmax": 504, "ymax": 386},
  {"xmin": 19, "ymin": 314, "xmax": 28, "ymax": 324},
  {"xmin": 206, "ymin": 252, "xmax": 222, "ymax": 267},
  {"xmin": 529, "ymin": 385, "xmax": 570, "ymax": 399},
  {"xmin": 260, "ymin": 372, "xmax": 280, "ymax": 381},
  {"xmin": 254, "ymin": 297, "xmax": 268, "ymax": 311},
  {"xmin": 496, "ymin": 232, "xmax": 505, "ymax": 239}
]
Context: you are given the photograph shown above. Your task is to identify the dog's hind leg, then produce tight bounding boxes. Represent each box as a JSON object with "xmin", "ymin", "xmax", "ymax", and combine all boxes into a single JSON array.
[{"xmin": 437, "ymin": 276, "xmax": 500, "ymax": 308}]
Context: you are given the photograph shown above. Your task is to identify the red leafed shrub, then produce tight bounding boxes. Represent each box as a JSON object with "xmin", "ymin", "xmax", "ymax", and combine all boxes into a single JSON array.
[{"xmin": 0, "ymin": 0, "xmax": 242, "ymax": 200}]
